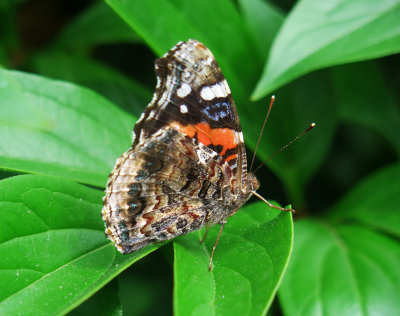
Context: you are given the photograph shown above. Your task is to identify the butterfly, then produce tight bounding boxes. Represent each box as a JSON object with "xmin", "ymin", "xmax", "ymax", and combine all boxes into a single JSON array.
[{"xmin": 102, "ymin": 39, "xmax": 293, "ymax": 270}]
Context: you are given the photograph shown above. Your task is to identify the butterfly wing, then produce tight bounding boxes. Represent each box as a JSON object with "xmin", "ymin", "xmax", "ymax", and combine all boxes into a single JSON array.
[
  {"xmin": 102, "ymin": 40, "xmax": 248, "ymax": 253},
  {"xmin": 133, "ymin": 39, "xmax": 248, "ymax": 190},
  {"xmin": 102, "ymin": 127, "xmax": 233, "ymax": 253}
]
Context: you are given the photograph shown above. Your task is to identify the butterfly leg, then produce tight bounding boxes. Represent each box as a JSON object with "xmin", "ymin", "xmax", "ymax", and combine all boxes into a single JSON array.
[
  {"xmin": 199, "ymin": 227, "xmax": 210, "ymax": 243},
  {"xmin": 252, "ymin": 191, "xmax": 295, "ymax": 214},
  {"xmin": 268, "ymin": 202, "xmax": 295, "ymax": 214},
  {"xmin": 208, "ymin": 221, "xmax": 226, "ymax": 271}
]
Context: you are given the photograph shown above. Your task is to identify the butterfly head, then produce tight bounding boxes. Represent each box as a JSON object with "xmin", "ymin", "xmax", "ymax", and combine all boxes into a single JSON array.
[{"xmin": 246, "ymin": 172, "xmax": 259, "ymax": 193}]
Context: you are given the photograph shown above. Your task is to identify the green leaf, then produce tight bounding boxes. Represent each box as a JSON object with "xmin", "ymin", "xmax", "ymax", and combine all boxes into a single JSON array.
[
  {"xmin": 279, "ymin": 220, "xmax": 400, "ymax": 316},
  {"xmin": 330, "ymin": 61, "xmax": 400, "ymax": 157},
  {"xmin": 238, "ymin": 0, "xmax": 285, "ymax": 60},
  {"xmin": 0, "ymin": 69, "xmax": 134, "ymax": 187},
  {"xmin": 328, "ymin": 163, "xmax": 400, "ymax": 237},
  {"xmin": 0, "ymin": 175, "xmax": 160, "ymax": 315},
  {"xmin": 56, "ymin": 1, "xmax": 140, "ymax": 50},
  {"xmin": 174, "ymin": 202, "xmax": 293, "ymax": 316},
  {"xmin": 30, "ymin": 52, "xmax": 152, "ymax": 116},
  {"xmin": 252, "ymin": 0, "xmax": 400, "ymax": 99}
]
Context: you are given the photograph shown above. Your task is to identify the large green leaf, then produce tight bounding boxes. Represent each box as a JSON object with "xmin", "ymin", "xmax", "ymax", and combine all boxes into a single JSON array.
[
  {"xmin": 280, "ymin": 164, "xmax": 400, "ymax": 315},
  {"xmin": 0, "ymin": 69, "xmax": 134, "ymax": 187},
  {"xmin": 252, "ymin": 0, "xmax": 400, "ymax": 99},
  {"xmin": 330, "ymin": 61, "xmax": 400, "ymax": 157},
  {"xmin": 0, "ymin": 175, "xmax": 160, "ymax": 315},
  {"xmin": 279, "ymin": 220, "xmax": 400, "ymax": 316},
  {"xmin": 55, "ymin": 1, "xmax": 140, "ymax": 50},
  {"xmin": 30, "ymin": 52, "xmax": 151, "ymax": 116},
  {"xmin": 328, "ymin": 163, "xmax": 400, "ymax": 237},
  {"xmin": 174, "ymin": 202, "xmax": 293, "ymax": 316},
  {"xmin": 238, "ymin": 0, "xmax": 285, "ymax": 60}
]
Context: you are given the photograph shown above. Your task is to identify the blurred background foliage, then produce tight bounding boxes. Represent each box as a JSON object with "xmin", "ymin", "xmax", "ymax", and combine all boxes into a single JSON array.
[{"xmin": 0, "ymin": 0, "xmax": 399, "ymax": 315}]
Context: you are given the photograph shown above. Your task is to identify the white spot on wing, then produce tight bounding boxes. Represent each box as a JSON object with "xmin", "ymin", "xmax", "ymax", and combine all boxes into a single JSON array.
[
  {"xmin": 211, "ymin": 83, "xmax": 226, "ymax": 98},
  {"xmin": 200, "ymin": 82, "xmax": 228, "ymax": 100},
  {"xmin": 222, "ymin": 79, "xmax": 231, "ymax": 94},
  {"xmin": 177, "ymin": 83, "xmax": 191, "ymax": 98},
  {"xmin": 200, "ymin": 86, "xmax": 214, "ymax": 100},
  {"xmin": 180, "ymin": 104, "xmax": 188, "ymax": 113}
]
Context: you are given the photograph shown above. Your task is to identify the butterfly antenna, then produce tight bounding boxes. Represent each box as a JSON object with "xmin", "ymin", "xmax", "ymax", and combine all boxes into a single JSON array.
[
  {"xmin": 249, "ymin": 95, "xmax": 276, "ymax": 172},
  {"xmin": 252, "ymin": 123, "xmax": 316, "ymax": 175}
]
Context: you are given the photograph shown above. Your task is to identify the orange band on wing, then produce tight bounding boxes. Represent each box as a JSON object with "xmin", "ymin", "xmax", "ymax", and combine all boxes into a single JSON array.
[{"xmin": 171, "ymin": 121, "xmax": 238, "ymax": 160}]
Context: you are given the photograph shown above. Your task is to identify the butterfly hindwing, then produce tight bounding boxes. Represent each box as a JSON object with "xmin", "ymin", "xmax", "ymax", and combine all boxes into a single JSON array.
[{"xmin": 103, "ymin": 127, "xmax": 234, "ymax": 253}]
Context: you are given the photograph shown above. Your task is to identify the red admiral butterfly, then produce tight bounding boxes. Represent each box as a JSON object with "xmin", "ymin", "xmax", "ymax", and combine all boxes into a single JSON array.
[{"xmin": 102, "ymin": 39, "xmax": 294, "ymax": 269}]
